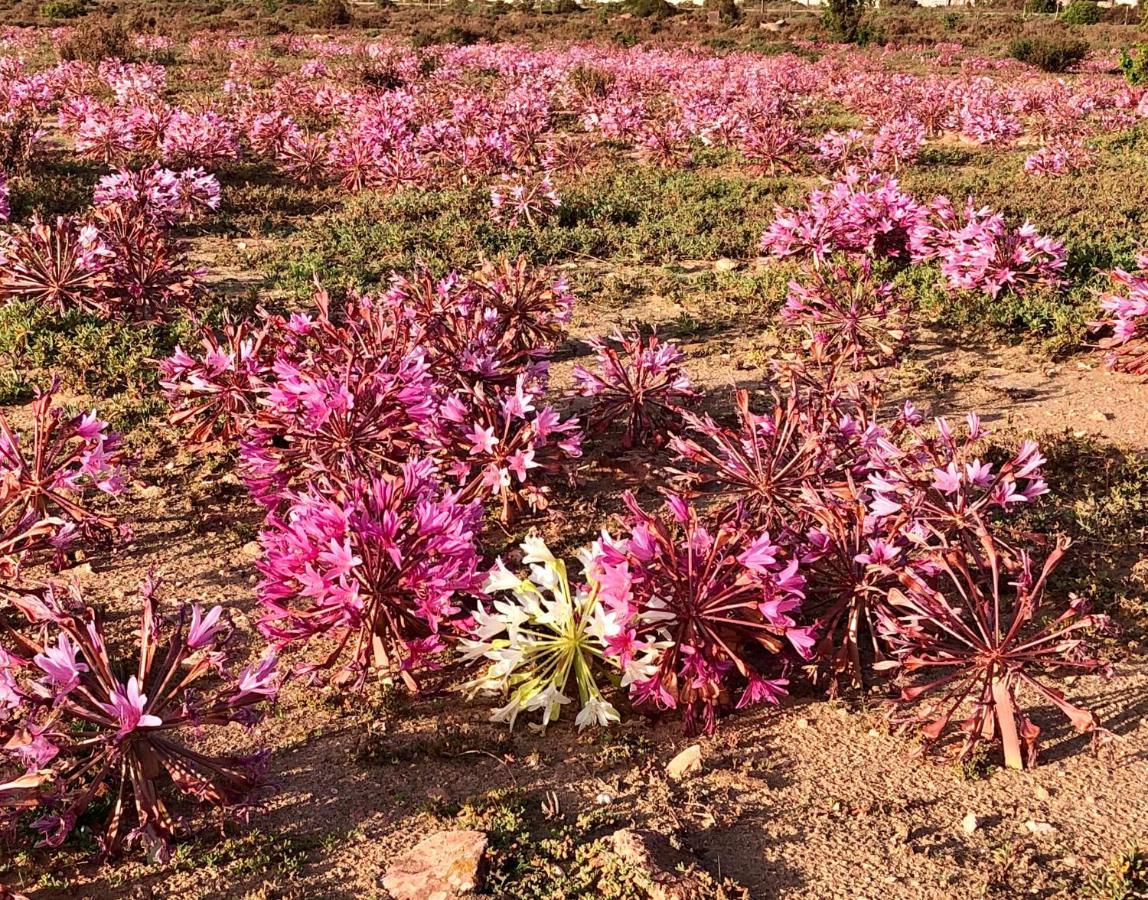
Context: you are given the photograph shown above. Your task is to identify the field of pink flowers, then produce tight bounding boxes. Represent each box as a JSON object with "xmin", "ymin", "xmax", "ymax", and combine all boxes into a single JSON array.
[{"xmin": 0, "ymin": 13, "xmax": 1146, "ymax": 900}]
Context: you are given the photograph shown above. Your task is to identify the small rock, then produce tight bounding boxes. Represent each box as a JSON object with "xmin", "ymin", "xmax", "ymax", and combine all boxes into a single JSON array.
[
  {"xmin": 1025, "ymin": 820, "xmax": 1055, "ymax": 837},
  {"xmin": 240, "ymin": 541, "xmax": 262, "ymax": 560},
  {"xmin": 713, "ymin": 257, "xmax": 741, "ymax": 273},
  {"xmin": 381, "ymin": 830, "xmax": 487, "ymax": 900},
  {"xmin": 796, "ymin": 717, "xmax": 810, "ymax": 729},
  {"xmin": 1034, "ymin": 785, "xmax": 1051, "ymax": 802},
  {"xmin": 137, "ymin": 484, "xmax": 164, "ymax": 499},
  {"xmin": 961, "ymin": 812, "xmax": 978, "ymax": 835},
  {"xmin": 1089, "ymin": 410, "xmax": 1113, "ymax": 423},
  {"xmin": 666, "ymin": 744, "xmax": 703, "ymax": 781}
]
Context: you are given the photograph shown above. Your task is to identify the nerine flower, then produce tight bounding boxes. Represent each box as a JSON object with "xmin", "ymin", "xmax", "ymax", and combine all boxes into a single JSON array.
[
  {"xmin": 436, "ymin": 377, "xmax": 582, "ymax": 522},
  {"xmin": 0, "ymin": 381, "xmax": 126, "ymax": 569},
  {"xmin": 781, "ymin": 258, "xmax": 909, "ymax": 370},
  {"xmin": 572, "ymin": 326, "xmax": 696, "ymax": 449},
  {"xmin": 462, "ymin": 537, "xmax": 624, "ymax": 731},
  {"xmin": 0, "ymin": 581, "xmax": 278, "ymax": 859},
  {"xmin": 1091, "ymin": 250, "xmax": 1148, "ymax": 374},
  {"xmin": 596, "ymin": 493, "xmax": 807, "ymax": 735},
  {"xmin": 255, "ymin": 459, "xmax": 482, "ymax": 689},
  {"xmin": 877, "ymin": 531, "xmax": 1110, "ymax": 769}
]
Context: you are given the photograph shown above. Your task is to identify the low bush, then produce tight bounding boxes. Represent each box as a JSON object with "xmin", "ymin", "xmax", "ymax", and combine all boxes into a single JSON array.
[
  {"xmin": 619, "ymin": 0, "xmax": 679, "ymax": 19},
  {"xmin": 1061, "ymin": 0, "xmax": 1101, "ymax": 25},
  {"xmin": 0, "ymin": 299, "xmax": 190, "ymax": 398},
  {"xmin": 306, "ymin": 0, "xmax": 351, "ymax": 27},
  {"xmin": 1009, "ymin": 35, "xmax": 1089, "ymax": 72},
  {"xmin": 57, "ymin": 18, "xmax": 131, "ymax": 61},
  {"xmin": 39, "ymin": 0, "xmax": 88, "ymax": 20},
  {"xmin": 823, "ymin": 0, "xmax": 868, "ymax": 42},
  {"xmin": 704, "ymin": 0, "xmax": 742, "ymax": 24},
  {"xmin": 1120, "ymin": 44, "xmax": 1148, "ymax": 84}
]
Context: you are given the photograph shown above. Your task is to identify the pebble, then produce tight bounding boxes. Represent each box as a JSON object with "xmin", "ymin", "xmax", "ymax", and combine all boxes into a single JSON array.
[
  {"xmin": 666, "ymin": 744, "xmax": 703, "ymax": 781},
  {"xmin": 1025, "ymin": 820, "xmax": 1055, "ymax": 837}
]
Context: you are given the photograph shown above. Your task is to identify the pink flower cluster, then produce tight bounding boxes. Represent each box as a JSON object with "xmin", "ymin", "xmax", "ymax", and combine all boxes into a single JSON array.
[
  {"xmin": 594, "ymin": 492, "xmax": 808, "ymax": 735},
  {"xmin": 163, "ymin": 257, "xmax": 580, "ymax": 522},
  {"xmin": 0, "ymin": 171, "xmax": 202, "ymax": 321},
  {"xmin": 93, "ymin": 163, "xmax": 220, "ymax": 224},
  {"xmin": 0, "ymin": 580, "xmax": 278, "ymax": 858},
  {"xmin": 923, "ymin": 198, "xmax": 1066, "ymax": 299},
  {"xmin": 161, "ymin": 257, "xmax": 580, "ymax": 686},
  {"xmin": 1, "ymin": 33, "xmax": 1136, "ymax": 224},
  {"xmin": 1092, "ymin": 250, "xmax": 1148, "ymax": 374},
  {"xmin": 256, "ymin": 459, "xmax": 482, "ymax": 687},
  {"xmin": 781, "ymin": 258, "xmax": 909, "ymax": 370},
  {"xmin": 1024, "ymin": 139, "xmax": 1091, "ymax": 178},
  {"xmin": 0, "ymin": 381, "xmax": 126, "ymax": 573},
  {"xmin": 572, "ymin": 327, "xmax": 696, "ymax": 449},
  {"xmin": 760, "ymin": 170, "xmax": 928, "ymax": 265},
  {"xmin": 761, "ymin": 173, "xmax": 1065, "ymax": 300}
]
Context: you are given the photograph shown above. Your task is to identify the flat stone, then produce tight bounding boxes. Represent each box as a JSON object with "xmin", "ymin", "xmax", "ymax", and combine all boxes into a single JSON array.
[
  {"xmin": 666, "ymin": 744, "xmax": 703, "ymax": 781},
  {"xmin": 382, "ymin": 830, "xmax": 487, "ymax": 900}
]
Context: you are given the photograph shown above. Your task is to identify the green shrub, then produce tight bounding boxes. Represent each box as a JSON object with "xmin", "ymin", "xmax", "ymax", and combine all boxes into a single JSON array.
[
  {"xmin": 1120, "ymin": 45, "xmax": 1148, "ymax": 84},
  {"xmin": 307, "ymin": 0, "xmax": 351, "ymax": 27},
  {"xmin": 1009, "ymin": 35, "xmax": 1089, "ymax": 71},
  {"xmin": 412, "ymin": 25, "xmax": 484, "ymax": 47},
  {"xmin": 39, "ymin": 0, "xmax": 88, "ymax": 20},
  {"xmin": 1062, "ymin": 0, "xmax": 1101, "ymax": 24},
  {"xmin": 1087, "ymin": 845, "xmax": 1148, "ymax": 900},
  {"xmin": 266, "ymin": 169, "xmax": 791, "ymax": 299},
  {"xmin": 619, "ymin": 0, "xmax": 678, "ymax": 18},
  {"xmin": 822, "ymin": 0, "xmax": 868, "ymax": 42},
  {"xmin": 0, "ymin": 300, "xmax": 189, "ymax": 399},
  {"xmin": 704, "ymin": 0, "xmax": 742, "ymax": 24},
  {"xmin": 1023, "ymin": 0, "xmax": 1057, "ymax": 13}
]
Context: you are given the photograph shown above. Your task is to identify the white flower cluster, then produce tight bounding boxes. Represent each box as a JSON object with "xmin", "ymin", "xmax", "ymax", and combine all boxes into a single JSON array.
[{"xmin": 462, "ymin": 536, "xmax": 621, "ymax": 731}]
